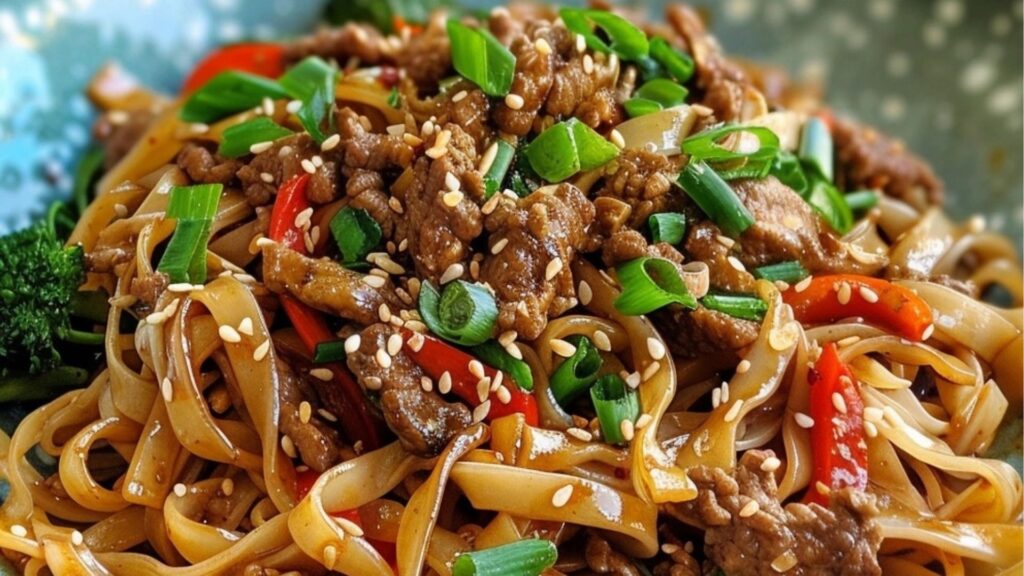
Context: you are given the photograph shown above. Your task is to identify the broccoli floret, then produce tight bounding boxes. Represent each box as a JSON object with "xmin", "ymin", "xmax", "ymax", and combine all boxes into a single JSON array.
[{"xmin": 0, "ymin": 222, "xmax": 87, "ymax": 376}]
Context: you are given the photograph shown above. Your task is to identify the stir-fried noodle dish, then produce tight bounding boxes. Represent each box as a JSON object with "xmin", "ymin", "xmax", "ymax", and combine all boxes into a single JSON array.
[{"xmin": 0, "ymin": 3, "xmax": 1020, "ymax": 575}]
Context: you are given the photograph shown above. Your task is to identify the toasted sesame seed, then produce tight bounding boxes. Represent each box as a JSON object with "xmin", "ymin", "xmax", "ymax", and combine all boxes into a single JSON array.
[
  {"xmin": 494, "ymin": 385, "xmax": 511, "ymax": 405},
  {"xmin": 794, "ymin": 412, "xmax": 815, "ymax": 428},
  {"xmin": 114, "ymin": 203, "xmax": 129, "ymax": 218},
  {"xmin": 490, "ymin": 237, "xmax": 510, "ymax": 255},
  {"xmin": 609, "ymin": 128, "xmax": 625, "ymax": 149},
  {"xmin": 545, "ymin": 257, "xmax": 564, "ymax": 280},
  {"xmin": 760, "ymin": 456, "xmax": 782, "ymax": 472},
  {"xmin": 721, "ymin": 382, "xmax": 730, "ymax": 403},
  {"xmin": 794, "ymin": 276, "xmax": 813, "ymax": 293},
  {"xmin": 922, "ymin": 324, "xmax": 935, "ymax": 340},
  {"xmin": 724, "ymin": 399, "xmax": 744, "ymax": 422},
  {"xmin": 832, "ymin": 392, "xmax": 848, "ymax": 414},
  {"xmin": 407, "ymin": 332, "xmax": 425, "ymax": 353},
  {"xmin": 635, "ymin": 413, "xmax": 653, "ymax": 430},
  {"xmin": 421, "ymin": 119, "xmax": 435, "ymax": 136},
  {"xmin": 300, "ymin": 158, "xmax": 317, "ymax": 174},
  {"xmin": 619, "ymin": 418, "xmax": 635, "ymax": 441},
  {"xmin": 362, "ymin": 274, "xmax": 386, "ymax": 288},
  {"xmin": 298, "ymin": 401, "xmax": 313, "ymax": 424},
  {"xmin": 505, "ymin": 342, "xmax": 523, "ymax": 359},
  {"xmin": 388, "ymin": 196, "xmax": 405, "ymax": 214},
  {"xmin": 864, "ymin": 421, "xmax": 878, "ymax": 437},
  {"xmin": 836, "ymin": 281, "xmax": 852, "ymax": 305},
  {"xmin": 504, "ymin": 93, "xmax": 525, "ymax": 110},
  {"xmin": 738, "ymin": 499, "xmax": 760, "ymax": 517},
  {"xmin": 858, "ymin": 285, "xmax": 879, "ymax": 303},
  {"xmin": 573, "ymin": 281, "xmax": 593, "ymax": 308},
  {"xmin": 727, "ymin": 256, "xmax": 746, "ymax": 272},
  {"xmin": 251, "ymin": 339, "xmax": 271, "ymax": 362},
  {"xmin": 281, "ymin": 434, "xmax": 299, "ymax": 458},
  {"xmin": 161, "ymin": 377, "xmax": 173, "ymax": 402},
  {"xmin": 377, "ymin": 303, "xmax": 392, "ymax": 323},
  {"xmin": 550, "ymin": 338, "xmax": 577, "ymax": 357},
  {"xmin": 736, "ymin": 359, "xmax": 751, "ymax": 374},
  {"xmin": 375, "ymin": 348, "xmax": 392, "ymax": 368},
  {"xmin": 386, "ymin": 333, "xmax": 403, "ymax": 356},
  {"xmin": 385, "ymin": 123, "xmax": 406, "ymax": 137},
  {"xmin": 771, "ymin": 550, "xmax": 798, "ymax": 572},
  {"xmin": 534, "ymin": 37, "xmax": 552, "ymax": 55},
  {"xmin": 712, "ymin": 387, "xmax": 722, "ymax": 408},
  {"xmin": 642, "ymin": 361, "xmax": 661, "ymax": 381},
  {"xmin": 190, "ymin": 122, "xmax": 210, "ymax": 134},
  {"xmin": 451, "ymin": 89, "xmax": 469, "ymax": 104},
  {"xmin": 173, "ymin": 483, "xmax": 187, "ymax": 498},
  {"xmin": 646, "ymin": 337, "xmax": 666, "ymax": 360},
  {"xmin": 334, "ymin": 515, "xmax": 364, "ymax": 537},
  {"xmin": 442, "ymin": 190, "xmax": 464, "ymax": 207},
  {"xmin": 582, "ymin": 54, "xmax": 594, "ymax": 74},
  {"xmin": 566, "ymin": 427, "xmax": 593, "ymax": 442},
  {"xmin": 363, "ymin": 376, "xmax": 383, "ymax": 391},
  {"xmin": 774, "ymin": 280, "xmax": 791, "ymax": 291},
  {"xmin": 439, "ymin": 371, "xmax": 453, "ymax": 394},
  {"xmin": 551, "ymin": 484, "xmax": 574, "ymax": 507},
  {"xmin": 310, "ymin": 368, "xmax": 333, "ymax": 381},
  {"xmin": 472, "ymin": 400, "xmax": 491, "ymax": 423},
  {"xmin": 481, "ymin": 193, "xmax": 501, "ymax": 215},
  {"xmin": 625, "ymin": 371, "xmax": 641, "ymax": 389},
  {"xmin": 220, "ymin": 477, "xmax": 235, "ymax": 497},
  {"xmin": 320, "ymin": 133, "xmax": 341, "ymax": 151},
  {"xmin": 294, "ymin": 207, "xmax": 314, "ymax": 230},
  {"xmin": 815, "ymin": 481, "xmax": 831, "ymax": 496},
  {"xmin": 716, "ymin": 234, "xmax": 737, "ymax": 250},
  {"xmin": 367, "ymin": 252, "xmax": 405, "ymax": 275},
  {"xmin": 167, "ymin": 282, "xmax": 193, "ymax": 293},
  {"xmin": 236, "ymin": 317, "xmax": 254, "ymax": 337},
  {"xmin": 575, "ymin": 33, "xmax": 587, "ymax": 53},
  {"xmin": 219, "ymin": 325, "xmax": 242, "ymax": 343},
  {"xmin": 592, "ymin": 330, "xmax": 612, "ymax": 351},
  {"xmin": 468, "ymin": 359, "xmax": 485, "ymax": 379},
  {"xmin": 440, "ymin": 263, "xmax": 464, "ymax": 284},
  {"xmin": 661, "ymin": 543, "xmax": 681, "ymax": 555},
  {"xmin": 416, "ymin": 376, "xmax": 432, "ymax": 393},
  {"xmin": 403, "ymin": 132, "xmax": 423, "ymax": 146},
  {"xmin": 251, "ymin": 141, "xmax": 275, "ymax": 154},
  {"xmin": 259, "ymin": 170, "xmax": 276, "ymax": 183},
  {"xmin": 318, "ymin": 408, "xmax": 338, "ymax": 422}
]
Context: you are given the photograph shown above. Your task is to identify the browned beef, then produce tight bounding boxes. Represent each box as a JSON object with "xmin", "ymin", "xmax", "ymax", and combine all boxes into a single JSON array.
[
  {"xmin": 584, "ymin": 532, "xmax": 641, "ymax": 576},
  {"xmin": 492, "ymin": 31, "xmax": 553, "ymax": 136},
  {"xmin": 93, "ymin": 108, "xmax": 158, "ymax": 169},
  {"xmin": 234, "ymin": 134, "xmax": 322, "ymax": 207},
  {"xmin": 479, "ymin": 183, "xmax": 594, "ymax": 340},
  {"xmin": 177, "ymin": 141, "xmax": 244, "ymax": 185},
  {"xmin": 336, "ymin": 107, "xmax": 415, "ymax": 171},
  {"xmin": 129, "ymin": 272, "xmax": 169, "ymax": 316},
  {"xmin": 445, "ymin": 88, "xmax": 493, "ymax": 153},
  {"xmin": 346, "ymin": 324, "xmax": 471, "ymax": 456},
  {"xmin": 595, "ymin": 149, "xmax": 684, "ymax": 229},
  {"xmin": 284, "ymin": 22, "xmax": 387, "ymax": 65},
  {"xmin": 344, "ymin": 168, "xmax": 397, "ymax": 236},
  {"xmin": 395, "ymin": 14, "xmax": 451, "ymax": 89},
  {"xmin": 670, "ymin": 450, "xmax": 883, "ymax": 576},
  {"xmin": 655, "ymin": 305, "xmax": 758, "ymax": 358},
  {"xmin": 685, "ymin": 222, "xmax": 756, "ymax": 293},
  {"xmin": 652, "ymin": 545, "xmax": 701, "ymax": 576},
  {"xmin": 277, "ymin": 358, "xmax": 341, "ymax": 472},
  {"xmin": 831, "ymin": 117, "xmax": 943, "ymax": 210},
  {"xmin": 545, "ymin": 28, "xmax": 621, "ymax": 128},
  {"xmin": 261, "ymin": 243, "xmax": 403, "ymax": 326}
]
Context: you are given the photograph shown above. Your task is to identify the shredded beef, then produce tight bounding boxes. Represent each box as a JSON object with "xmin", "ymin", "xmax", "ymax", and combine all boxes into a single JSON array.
[
  {"xmin": 336, "ymin": 107, "xmax": 415, "ymax": 171},
  {"xmin": 584, "ymin": 532, "xmax": 641, "ymax": 576},
  {"xmin": 445, "ymin": 88, "xmax": 493, "ymax": 152},
  {"xmin": 284, "ymin": 22, "xmax": 388, "ymax": 65},
  {"xmin": 831, "ymin": 117, "xmax": 943, "ymax": 210},
  {"xmin": 480, "ymin": 183, "xmax": 594, "ymax": 340},
  {"xmin": 261, "ymin": 243, "xmax": 403, "ymax": 326},
  {"xmin": 129, "ymin": 272, "xmax": 169, "ymax": 316},
  {"xmin": 395, "ymin": 14, "xmax": 451, "ymax": 89},
  {"xmin": 346, "ymin": 324, "xmax": 471, "ymax": 456},
  {"xmin": 596, "ymin": 149, "xmax": 684, "ymax": 229},
  {"xmin": 686, "ymin": 222, "xmax": 757, "ymax": 293},
  {"xmin": 177, "ymin": 142, "xmax": 244, "ymax": 186},
  {"xmin": 277, "ymin": 358, "xmax": 341, "ymax": 472},
  {"xmin": 670, "ymin": 450, "xmax": 883, "ymax": 576},
  {"xmin": 492, "ymin": 31, "xmax": 554, "ymax": 136}
]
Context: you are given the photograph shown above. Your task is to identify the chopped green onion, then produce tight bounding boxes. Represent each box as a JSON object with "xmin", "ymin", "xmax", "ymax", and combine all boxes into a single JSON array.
[
  {"xmin": 387, "ymin": 86, "xmax": 401, "ymax": 108},
  {"xmin": 590, "ymin": 374, "xmax": 639, "ymax": 444},
  {"xmin": 753, "ymin": 261, "xmax": 809, "ymax": 284},
  {"xmin": 483, "ymin": 139, "xmax": 516, "ymax": 198},
  {"xmin": 798, "ymin": 117, "xmax": 833, "ymax": 182},
  {"xmin": 806, "ymin": 177, "xmax": 853, "ymax": 234},
  {"xmin": 701, "ymin": 293, "xmax": 768, "ymax": 322},
  {"xmin": 677, "ymin": 161, "xmax": 755, "ymax": 237},
  {"xmin": 560, "ymin": 8, "xmax": 649, "ymax": 61},
  {"xmin": 635, "ymin": 56, "xmax": 666, "ymax": 82},
  {"xmin": 769, "ymin": 151, "xmax": 809, "ymax": 195},
  {"xmin": 648, "ymin": 212, "xmax": 686, "ymax": 245},
  {"xmin": 313, "ymin": 341, "xmax": 347, "ymax": 364},
  {"xmin": 446, "ymin": 20, "xmax": 515, "ymax": 97},
  {"xmin": 72, "ymin": 147, "xmax": 105, "ymax": 216},
  {"xmin": 683, "ymin": 124, "xmax": 781, "ymax": 179},
  {"xmin": 452, "ymin": 539, "xmax": 557, "ymax": 576},
  {"xmin": 550, "ymin": 335, "xmax": 603, "ymax": 406},
  {"xmin": 649, "ymin": 37, "xmax": 694, "ymax": 83},
  {"xmin": 845, "ymin": 189, "xmax": 880, "ymax": 213},
  {"xmin": 524, "ymin": 118, "xmax": 619, "ymax": 182},
  {"xmin": 419, "ymin": 280, "xmax": 498, "ymax": 346},
  {"xmin": 471, "ymin": 341, "xmax": 533, "ymax": 391},
  {"xmin": 613, "ymin": 256, "xmax": 697, "ymax": 315},
  {"xmin": 623, "ymin": 97, "xmax": 663, "ymax": 118},
  {"xmin": 330, "ymin": 207, "xmax": 382, "ymax": 265},
  {"xmin": 218, "ymin": 117, "xmax": 294, "ymax": 158},
  {"xmin": 634, "ymin": 78, "xmax": 688, "ymax": 108},
  {"xmin": 180, "ymin": 71, "xmax": 289, "ymax": 124},
  {"xmin": 158, "ymin": 184, "xmax": 223, "ymax": 284},
  {"xmin": 507, "ymin": 140, "xmax": 542, "ymax": 198},
  {"xmin": 279, "ymin": 56, "xmax": 337, "ymax": 144}
]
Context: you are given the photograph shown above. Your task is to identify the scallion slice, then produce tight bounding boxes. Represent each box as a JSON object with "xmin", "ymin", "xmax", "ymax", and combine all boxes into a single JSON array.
[
  {"xmin": 769, "ymin": 150, "xmax": 809, "ymax": 195},
  {"xmin": 218, "ymin": 117, "xmax": 294, "ymax": 158},
  {"xmin": 806, "ymin": 177, "xmax": 853, "ymax": 233},
  {"xmin": 845, "ymin": 189, "xmax": 880, "ymax": 213},
  {"xmin": 623, "ymin": 97, "xmax": 663, "ymax": 118},
  {"xmin": 590, "ymin": 374, "xmax": 639, "ymax": 444},
  {"xmin": 387, "ymin": 86, "xmax": 401, "ymax": 108},
  {"xmin": 701, "ymin": 293, "xmax": 768, "ymax": 322},
  {"xmin": 649, "ymin": 37, "xmax": 694, "ymax": 83},
  {"xmin": 330, "ymin": 207, "xmax": 382, "ymax": 265},
  {"xmin": 798, "ymin": 116, "xmax": 833, "ymax": 182},
  {"xmin": 634, "ymin": 78, "xmax": 688, "ymax": 108},
  {"xmin": 613, "ymin": 256, "xmax": 698, "ymax": 315},
  {"xmin": 676, "ymin": 161, "xmax": 755, "ymax": 237},
  {"xmin": 648, "ymin": 212, "xmax": 686, "ymax": 245},
  {"xmin": 452, "ymin": 539, "xmax": 558, "ymax": 576},
  {"xmin": 550, "ymin": 335, "xmax": 603, "ymax": 406},
  {"xmin": 471, "ymin": 340, "xmax": 534, "ymax": 391},
  {"xmin": 278, "ymin": 56, "xmax": 337, "ymax": 144},
  {"xmin": 560, "ymin": 8, "xmax": 649, "ymax": 61},
  {"xmin": 682, "ymin": 124, "xmax": 781, "ymax": 179},
  {"xmin": 419, "ymin": 280, "xmax": 498, "ymax": 346},
  {"xmin": 180, "ymin": 71, "xmax": 289, "ymax": 124},
  {"xmin": 524, "ymin": 118, "xmax": 619, "ymax": 182},
  {"xmin": 483, "ymin": 139, "xmax": 516, "ymax": 198},
  {"xmin": 158, "ymin": 184, "xmax": 223, "ymax": 284},
  {"xmin": 446, "ymin": 20, "xmax": 515, "ymax": 97},
  {"xmin": 753, "ymin": 261, "xmax": 809, "ymax": 283},
  {"xmin": 313, "ymin": 340, "xmax": 347, "ymax": 364}
]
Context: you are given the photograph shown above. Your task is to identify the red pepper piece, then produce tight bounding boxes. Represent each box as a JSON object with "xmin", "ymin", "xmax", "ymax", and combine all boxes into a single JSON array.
[{"xmin": 181, "ymin": 43, "xmax": 285, "ymax": 94}]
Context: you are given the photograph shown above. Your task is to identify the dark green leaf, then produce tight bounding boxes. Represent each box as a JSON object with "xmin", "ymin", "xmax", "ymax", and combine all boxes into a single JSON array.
[
  {"xmin": 560, "ymin": 8, "xmax": 649, "ymax": 60},
  {"xmin": 330, "ymin": 207, "xmax": 382, "ymax": 264},
  {"xmin": 447, "ymin": 20, "xmax": 516, "ymax": 97},
  {"xmin": 218, "ymin": 117, "xmax": 294, "ymax": 158},
  {"xmin": 180, "ymin": 71, "xmax": 289, "ymax": 124}
]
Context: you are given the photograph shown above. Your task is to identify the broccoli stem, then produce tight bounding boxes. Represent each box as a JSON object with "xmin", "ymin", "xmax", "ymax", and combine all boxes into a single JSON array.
[
  {"xmin": 58, "ymin": 328, "xmax": 105, "ymax": 346},
  {"xmin": 0, "ymin": 366, "xmax": 89, "ymax": 402},
  {"xmin": 70, "ymin": 290, "xmax": 110, "ymax": 323}
]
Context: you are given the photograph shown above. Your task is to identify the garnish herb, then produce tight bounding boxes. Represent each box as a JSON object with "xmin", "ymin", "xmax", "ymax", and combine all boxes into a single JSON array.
[
  {"xmin": 648, "ymin": 212, "xmax": 686, "ymax": 245},
  {"xmin": 614, "ymin": 256, "xmax": 698, "ymax": 315},
  {"xmin": 676, "ymin": 161, "xmax": 755, "ymax": 237},
  {"xmin": 446, "ymin": 20, "xmax": 516, "ymax": 97},
  {"xmin": 419, "ymin": 280, "xmax": 498, "ymax": 346},
  {"xmin": 590, "ymin": 374, "xmax": 640, "ymax": 444},
  {"xmin": 157, "ymin": 184, "xmax": 223, "ymax": 284},
  {"xmin": 218, "ymin": 117, "xmax": 294, "ymax": 158}
]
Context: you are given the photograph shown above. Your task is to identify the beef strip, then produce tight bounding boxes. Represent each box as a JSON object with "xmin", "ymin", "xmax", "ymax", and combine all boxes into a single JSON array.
[
  {"xmin": 831, "ymin": 117, "xmax": 943, "ymax": 211},
  {"xmin": 685, "ymin": 221, "xmax": 757, "ymax": 293},
  {"xmin": 479, "ymin": 183, "xmax": 594, "ymax": 340},
  {"xmin": 284, "ymin": 22, "xmax": 388, "ymax": 65},
  {"xmin": 261, "ymin": 243, "xmax": 403, "ymax": 326},
  {"xmin": 669, "ymin": 450, "xmax": 883, "ymax": 576},
  {"xmin": 445, "ymin": 88, "xmax": 493, "ymax": 153},
  {"xmin": 595, "ymin": 149, "xmax": 684, "ymax": 230},
  {"xmin": 234, "ymin": 134, "xmax": 326, "ymax": 207},
  {"xmin": 346, "ymin": 324, "xmax": 471, "ymax": 456},
  {"xmin": 277, "ymin": 358, "xmax": 341, "ymax": 472},
  {"xmin": 177, "ymin": 142, "xmax": 244, "ymax": 186},
  {"xmin": 344, "ymin": 168, "xmax": 397, "ymax": 237},
  {"xmin": 336, "ymin": 107, "xmax": 415, "ymax": 172}
]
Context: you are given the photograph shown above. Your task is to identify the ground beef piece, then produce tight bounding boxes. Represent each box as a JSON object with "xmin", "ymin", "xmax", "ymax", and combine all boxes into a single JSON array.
[
  {"xmin": 685, "ymin": 222, "xmax": 757, "ymax": 293},
  {"xmin": 85, "ymin": 244, "xmax": 134, "ymax": 275},
  {"xmin": 346, "ymin": 324, "xmax": 471, "ymax": 456},
  {"xmin": 399, "ymin": 124, "xmax": 485, "ymax": 283},
  {"xmin": 446, "ymin": 88, "xmax": 493, "ymax": 152},
  {"xmin": 336, "ymin": 107, "xmax": 415, "ymax": 171},
  {"xmin": 395, "ymin": 14, "xmax": 451, "ymax": 89},
  {"xmin": 344, "ymin": 168, "xmax": 396, "ymax": 237},
  {"xmin": 576, "ymin": 86, "xmax": 623, "ymax": 130},
  {"xmin": 277, "ymin": 358, "xmax": 341, "ymax": 472},
  {"xmin": 652, "ymin": 542, "xmax": 701, "ymax": 576},
  {"xmin": 480, "ymin": 183, "xmax": 594, "ymax": 340},
  {"xmin": 284, "ymin": 23, "xmax": 387, "ymax": 65},
  {"xmin": 669, "ymin": 450, "xmax": 883, "ymax": 576},
  {"xmin": 235, "ymin": 134, "xmax": 330, "ymax": 207},
  {"xmin": 493, "ymin": 31, "xmax": 554, "ymax": 136},
  {"xmin": 129, "ymin": 272, "xmax": 169, "ymax": 316},
  {"xmin": 262, "ymin": 243, "xmax": 403, "ymax": 326},
  {"xmin": 831, "ymin": 117, "xmax": 943, "ymax": 210},
  {"xmin": 584, "ymin": 532, "xmax": 641, "ymax": 576},
  {"xmin": 545, "ymin": 30, "xmax": 620, "ymax": 127},
  {"xmin": 177, "ymin": 142, "xmax": 244, "ymax": 185},
  {"xmin": 596, "ymin": 150, "xmax": 684, "ymax": 229},
  {"xmin": 93, "ymin": 108, "xmax": 158, "ymax": 169}
]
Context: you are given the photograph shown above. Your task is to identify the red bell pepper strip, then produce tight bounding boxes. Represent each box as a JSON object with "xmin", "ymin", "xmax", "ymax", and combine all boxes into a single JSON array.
[
  {"xmin": 400, "ymin": 329, "xmax": 539, "ymax": 426},
  {"xmin": 181, "ymin": 43, "xmax": 285, "ymax": 94},
  {"xmin": 783, "ymin": 274, "xmax": 933, "ymax": 341},
  {"xmin": 268, "ymin": 175, "xmax": 382, "ymax": 450},
  {"xmin": 805, "ymin": 342, "xmax": 868, "ymax": 506}
]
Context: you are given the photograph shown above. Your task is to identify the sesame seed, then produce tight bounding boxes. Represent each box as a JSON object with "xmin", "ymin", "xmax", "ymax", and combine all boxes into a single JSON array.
[
  {"xmin": 837, "ymin": 281, "xmax": 852, "ymax": 305},
  {"xmin": 298, "ymin": 401, "xmax": 313, "ymax": 424},
  {"xmin": 363, "ymin": 376, "xmax": 383, "ymax": 391},
  {"xmin": 760, "ymin": 456, "xmax": 782, "ymax": 472},
  {"xmin": 375, "ymin": 348, "xmax": 392, "ymax": 368},
  {"xmin": 8, "ymin": 524, "xmax": 26, "ymax": 538},
  {"xmin": 250, "ymin": 141, "xmax": 274, "ymax": 154},
  {"xmin": 300, "ymin": 159, "xmax": 316, "ymax": 174},
  {"xmin": 727, "ymin": 256, "xmax": 746, "ymax": 272},
  {"xmin": 575, "ymin": 33, "xmax": 587, "ymax": 53},
  {"xmin": 774, "ymin": 280, "xmax": 791, "ymax": 291},
  {"xmin": 583, "ymin": 54, "xmax": 594, "ymax": 74},
  {"xmin": 504, "ymin": 93, "xmax": 525, "ymax": 110},
  {"xmin": 261, "ymin": 97, "xmax": 275, "ymax": 116},
  {"xmin": 322, "ymin": 545, "xmax": 338, "ymax": 569},
  {"xmin": 592, "ymin": 330, "xmax": 612, "ymax": 351},
  {"xmin": 472, "ymin": 400, "xmax": 491, "ymax": 423},
  {"xmin": 646, "ymin": 337, "xmax": 666, "ymax": 360},
  {"xmin": 310, "ymin": 368, "xmax": 333, "ymax": 381},
  {"xmin": 566, "ymin": 427, "xmax": 592, "ymax": 442},
  {"xmin": 220, "ymin": 477, "xmax": 235, "ymax": 497},
  {"xmin": 642, "ymin": 361, "xmax": 661, "ymax": 381},
  {"xmin": 505, "ymin": 343, "xmax": 523, "ymax": 359},
  {"xmin": 794, "ymin": 412, "xmax": 815, "ymax": 428},
  {"xmin": 285, "ymin": 99, "xmax": 302, "ymax": 114},
  {"xmin": 545, "ymin": 257, "xmax": 564, "ymax": 280},
  {"xmin": 496, "ymin": 385, "xmax": 512, "ymax": 404},
  {"xmin": 490, "ymin": 237, "xmax": 510, "ymax": 255},
  {"xmin": 721, "ymin": 382, "xmax": 730, "ymax": 403},
  {"xmin": 407, "ymin": 332, "xmax": 425, "ymax": 352},
  {"xmin": 281, "ymin": 434, "xmax": 299, "ymax": 458},
  {"xmin": 468, "ymin": 359, "xmax": 485, "ymax": 380},
  {"xmin": 858, "ymin": 285, "xmax": 879, "ymax": 303},
  {"xmin": 736, "ymin": 359, "xmax": 751, "ymax": 374},
  {"xmin": 864, "ymin": 421, "xmax": 879, "ymax": 438},
  {"xmin": 252, "ymin": 339, "xmax": 271, "ymax": 362},
  {"xmin": 368, "ymin": 252, "xmax": 405, "ymax": 275},
  {"xmin": 440, "ymin": 263, "xmax": 464, "ymax": 284},
  {"xmin": 625, "ymin": 371, "xmax": 641, "ymax": 389},
  {"xmin": 534, "ymin": 37, "xmax": 552, "ymax": 55},
  {"xmin": 419, "ymin": 376, "xmax": 433, "ymax": 393},
  {"xmin": 403, "ymin": 132, "xmax": 423, "ymax": 146},
  {"xmin": 421, "ymin": 120, "xmax": 435, "ymax": 136},
  {"xmin": 482, "ymin": 193, "xmax": 501, "ymax": 215},
  {"xmin": 318, "ymin": 408, "xmax": 338, "ymax": 422},
  {"xmin": 114, "ymin": 203, "xmax": 129, "ymax": 218},
  {"xmin": 362, "ymin": 274, "xmax": 386, "ymax": 288},
  {"xmin": 619, "ymin": 419, "xmax": 635, "ymax": 441},
  {"xmin": 439, "ymin": 371, "xmax": 453, "ymax": 394},
  {"xmin": 218, "ymin": 325, "xmax": 242, "ymax": 343},
  {"xmin": 334, "ymin": 515, "xmax": 364, "ymax": 537},
  {"xmin": 385, "ymin": 124, "xmax": 406, "ymax": 137},
  {"xmin": 451, "ymin": 90, "xmax": 468, "ymax": 103},
  {"xmin": 551, "ymin": 484, "xmax": 574, "ymax": 507},
  {"xmin": 922, "ymin": 324, "xmax": 935, "ymax": 340},
  {"xmin": 236, "ymin": 317, "xmax": 254, "ymax": 337},
  {"xmin": 609, "ymin": 128, "xmax": 625, "ymax": 149},
  {"xmin": 387, "ymin": 333, "xmax": 403, "ymax": 356},
  {"xmin": 550, "ymin": 338, "xmax": 577, "ymax": 357},
  {"xmin": 320, "ymin": 133, "xmax": 341, "ymax": 151},
  {"xmin": 190, "ymin": 122, "xmax": 210, "ymax": 134},
  {"xmin": 71, "ymin": 529, "xmax": 84, "ymax": 546},
  {"xmin": 577, "ymin": 280, "xmax": 594, "ymax": 306},
  {"xmin": 771, "ymin": 550, "xmax": 799, "ymax": 572},
  {"xmin": 161, "ymin": 377, "xmax": 173, "ymax": 402},
  {"xmin": 635, "ymin": 413, "xmax": 653, "ymax": 430},
  {"xmin": 716, "ymin": 235, "xmax": 736, "ymax": 249},
  {"xmin": 738, "ymin": 499, "xmax": 760, "ymax": 517},
  {"xmin": 815, "ymin": 481, "xmax": 831, "ymax": 496},
  {"xmin": 167, "ymin": 282, "xmax": 193, "ymax": 293},
  {"xmin": 173, "ymin": 483, "xmax": 187, "ymax": 498},
  {"xmin": 794, "ymin": 276, "xmax": 813, "ymax": 293},
  {"xmin": 712, "ymin": 387, "xmax": 722, "ymax": 408},
  {"xmin": 832, "ymin": 392, "xmax": 848, "ymax": 414},
  {"xmin": 661, "ymin": 543, "xmax": 681, "ymax": 555},
  {"xmin": 724, "ymin": 399, "xmax": 744, "ymax": 423},
  {"xmin": 378, "ymin": 303, "xmax": 392, "ymax": 323},
  {"xmin": 442, "ymin": 190, "xmax": 464, "ymax": 207}
]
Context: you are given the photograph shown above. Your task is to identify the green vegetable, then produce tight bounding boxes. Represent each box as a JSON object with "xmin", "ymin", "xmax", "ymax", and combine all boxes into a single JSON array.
[
  {"xmin": 313, "ymin": 340, "xmax": 347, "ymax": 364},
  {"xmin": 452, "ymin": 539, "xmax": 558, "ymax": 576},
  {"xmin": 470, "ymin": 341, "xmax": 534, "ymax": 391},
  {"xmin": 157, "ymin": 184, "xmax": 223, "ymax": 284},
  {"xmin": 419, "ymin": 280, "xmax": 498, "ymax": 346},
  {"xmin": 648, "ymin": 212, "xmax": 686, "ymax": 245},
  {"xmin": 634, "ymin": 78, "xmax": 688, "ymax": 108},
  {"xmin": 682, "ymin": 124, "xmax": 781, "ymax": 180},
  {"xmin": 387, "ymin": 87, "xmax": 401, "ymax": 108},
  {"xmin": 324, "ymin": 0, "xmax": 450, "ymax": 34},
  {"xmin": 649, "ymin": 37, "xmax": 694, "ymax": 83},
  {"xmin": 507, "ymin": 139, "xmax": 542, "ymax": 197},
  {"xmin": 613, "ymin": 256, "xmax": 698, "ymax": 315},
  {"xmin": 483, "ymin": 139, "xmax": 516, "ymax": 198},
  {"xmin": 72, "ymin": 147, "xmax": 105, "ymax": 216},
  {"xmin": 753, "ymin": 261, "xmax": 809, "ymax": 284},
  {"xmin": 330, "ymin": 207, "xmax": 382, "ymax": 265},
  {"xmin": 701, "ymin": 293, "xmax": 768, "ymax": 322},
  {"xmin": 560, "ymin": 8, "xmax": 649, "ymax": 60},
  {"xmin": 590, "ymin": 374, "xmax": 640, "ymax": 444},
  {"xmin": 446, "ymin": 20, "xmax": 516, "ymax": 97},
  {"xmin": 180, "ymin": 71, "xmax": 289, "ymax": 124},
  {"xmin": 218, "ymin": 117, "xmax": 294, "ymax": 158},
  {"xmin": 769, "ymin": 151, "xmax": 809, "ymax": 195},
  {"xmin": 278, "ymin": 56, "xmax": 336, "ymax": 144},
  {"xmin": 845, "ymin": 189, "xmax": 880, "ymax": 213},
  {"xmin": 677, "ymin": 161, "xmax": 755, "ymax": 237},
  {"xmin": 798, "ymin": 117, "xmax": 833, "ymax": 182},
  {"xmin": 524, "ymin": 118, "xmax": 619, "ymax": 182},
  {"xmin": 623, "ymin": 97, "xmax": 663, "ymax": 118},
  {"xmin": 550, "ymin": 335, "xmax": 603, "ymax": 406},
  {"xmin": 0, "ymin": 366, "xmax": 90, "ymax": 403},
  {"xmin": 806, "ymin": 177, "xmax": 853, "ymax": 234}
]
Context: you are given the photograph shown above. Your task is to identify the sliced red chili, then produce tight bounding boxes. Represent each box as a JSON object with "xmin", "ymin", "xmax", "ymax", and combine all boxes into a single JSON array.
[{"xmin": 181, "ymin": 43, "xmax": 285, "ymax": 94}]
